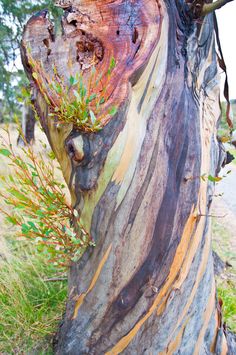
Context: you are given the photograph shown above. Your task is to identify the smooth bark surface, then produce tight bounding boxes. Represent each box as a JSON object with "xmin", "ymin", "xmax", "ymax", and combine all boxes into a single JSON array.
[{"xmin": 21, "ymin": 1, "xmax": 232, "ymax": 353}]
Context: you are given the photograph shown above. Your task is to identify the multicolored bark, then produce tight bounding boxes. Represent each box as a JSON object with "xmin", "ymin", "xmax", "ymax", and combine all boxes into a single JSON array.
[{"xmin": 21, "ymin": 0, "xmax": 232, "ymax": 353}]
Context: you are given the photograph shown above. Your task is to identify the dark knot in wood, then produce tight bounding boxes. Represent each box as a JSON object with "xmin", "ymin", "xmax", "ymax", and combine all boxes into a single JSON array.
[
  {"xmin": 65, "ymin": 136, "xmax": 84, "ymax": 163},
  {"xmin": 75, "ymin": 31, "xmax": 104, "ymax": 70}
]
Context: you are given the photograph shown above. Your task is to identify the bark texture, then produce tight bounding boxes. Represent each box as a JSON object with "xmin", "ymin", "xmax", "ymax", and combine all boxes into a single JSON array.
[{"xmin": 21, "ymin": 0, "xmax": 232, "ymax": 354}]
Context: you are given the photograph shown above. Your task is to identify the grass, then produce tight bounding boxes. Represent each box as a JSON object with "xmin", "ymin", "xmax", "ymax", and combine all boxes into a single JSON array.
[
  {"xmin": 212, "ymin": 218, "xmax": 236, "ymax": 332},
  {"xmin": 0, "ymin": 125, "xmax": 68, "ymax": 353},
  {"xmin": 212, "ymin": 220, "xmax": 236, "ymax": 265},
  {"xmin": 218, "ymin": 283, "xmax": 236, "ymax": 332},
  {"xmin": 0, "ymin": 239, "xmax": 67, "ymax": 354}
]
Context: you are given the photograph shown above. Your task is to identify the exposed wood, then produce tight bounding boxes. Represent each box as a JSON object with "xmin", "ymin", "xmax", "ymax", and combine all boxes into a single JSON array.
[{"xmin": 21, "ymin": 0, "xmax": 232, "ymax": 353}]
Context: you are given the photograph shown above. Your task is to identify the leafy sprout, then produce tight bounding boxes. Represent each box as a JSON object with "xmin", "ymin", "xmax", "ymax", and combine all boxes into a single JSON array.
[
  {"xmin": 0, "ymin": 127, "xmax": 94, "ymax": 267},
  {"xmin": 28, "ymin": 54, "xmax": 118, "ymax": 132}
]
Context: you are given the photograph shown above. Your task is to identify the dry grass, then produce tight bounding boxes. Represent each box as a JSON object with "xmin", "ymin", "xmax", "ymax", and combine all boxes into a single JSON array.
[{"xmin": 0, "ymin": 124, "xmax": 68, "ymax": 353}]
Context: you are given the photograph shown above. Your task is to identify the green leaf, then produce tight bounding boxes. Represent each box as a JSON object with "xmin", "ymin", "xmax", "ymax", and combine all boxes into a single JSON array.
[
  {"xmin": 27, "ymin": 163, "xmax": 37, "ymax": 171},
  {"xmin": 89, "ymin": 110, "xmax": 97, "ymax": 125},
  {"xmin": 9, "ymin": 189, "xmax": 28, "ymax": 201},
  {"xmin": 21, "ymin": 223, "xmax": 30, "ymax": 234},
  {"xmin": 5, "ymin": 216, "xmax": 18, "ymax": 225},
  {"xmin": 0, "ymin": 148, "xmax": 11, "ymax": 157},
  {"xmin": 208, "ymin": 175, "xmax": 222, "ymax": 182},
  {"xmin": 109, "ymin": 57, "xmax": 116, "ymax": 71},
  {"xmin": 73, "ymin": 90, "xmax": 82, "ymax": 103},
  {"xmin": 48, "ymin": 151, "xmax": 56, "ymax": 160},
  {"xmin": 14, "ymin": 204, "xmax": 25, "ymax": 210},
  {"xmin": 45, "ymin": 228, "xmax": 53, "ymax": 236},
  {"xmin": 69, "ymin": 75, "xmax": 78, "ymax": 86},
  {"xmin": 86, "ymin": 93, "xmax": 97, "ymax": 103},
  {"xmin": 79, "ymin": 85, "xmax": 87, "ymax": 99},
  {"xmin": 21, "ymin": 87, "xmax": 30, "ymax": 98},
  {"xmin": 27, "ymin": 221, "xmax": 38, "ymax": 232},
  {"xmin": 52, "ymin": 81, "xmax": 62, "ymax": 94},
  {"xmin": 109, "ymin": 106, "xmax": 117, "ymax": 116},
  {"xmin": 99, "ymin": 97, "xmax": 105, "ymax": 105}
]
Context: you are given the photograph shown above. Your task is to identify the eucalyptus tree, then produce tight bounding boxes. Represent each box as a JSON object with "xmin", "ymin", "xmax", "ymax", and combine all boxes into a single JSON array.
[{"xmin": 21, "ymin": 0, "xmax": 235, "ymax": 353}]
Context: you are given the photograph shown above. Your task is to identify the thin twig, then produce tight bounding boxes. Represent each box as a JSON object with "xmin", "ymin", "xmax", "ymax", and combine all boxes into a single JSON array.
[
  {"xmin": 43, "ymin": 277, "xmax": 67, "ymax": 282},
  {"xmin": 198, "ymin": 213, "xmax": 227, "ymax": 218},
  {"xmin": 202, "ymin": 0, "xmax": 234, "ymax": 16}
]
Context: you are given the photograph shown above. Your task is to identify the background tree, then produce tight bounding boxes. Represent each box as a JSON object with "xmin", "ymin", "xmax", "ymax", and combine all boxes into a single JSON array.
[
  {"xmin": 0, "ymin": 0, "xmax": 61, "ymax": 122},
  {"xmin": 21, "ymin": 0, "xmax": 235, "ymax": 353}
]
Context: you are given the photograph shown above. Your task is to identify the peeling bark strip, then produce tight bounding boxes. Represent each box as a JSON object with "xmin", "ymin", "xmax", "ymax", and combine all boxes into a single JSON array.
[{"xmin": 21, "ymin": 0, "xmax": 231, "ymax": 354}]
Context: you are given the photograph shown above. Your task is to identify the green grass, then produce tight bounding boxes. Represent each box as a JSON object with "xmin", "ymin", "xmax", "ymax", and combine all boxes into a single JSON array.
[
  {"xmin": 218, "ymin": 283, "xmax": 236, "ymax": 332},
  {"xmin": 0, "ymin": 240, "xmax": 67, "ymax": 354},
  {"xmin": 212, "ymin": 218, "xmax": 236, "ymax": 332}
]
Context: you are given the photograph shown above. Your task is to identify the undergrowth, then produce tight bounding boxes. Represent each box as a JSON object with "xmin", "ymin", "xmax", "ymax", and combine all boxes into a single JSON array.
[
  {"xmin": 218, "ymin": 283, "xmax": 236, "ymax": 332},
  {"xmin": 212, "ymin": 219, "xmax": 236, "ymax": 332},
  {"xmin": 0, "ymin": 127, "xmax": 94, "ymax": 266},
  {"xmin": 0, "ymin": 240, "xmax": 67, "ymax": 353}
]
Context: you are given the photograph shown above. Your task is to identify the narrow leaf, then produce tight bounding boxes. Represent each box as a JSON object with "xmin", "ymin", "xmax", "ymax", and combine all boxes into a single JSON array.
[
  {"xmin": 109, "ymin": 106, "xmax": 117, "ymax": 116},
  {"xmin": 89, "ymin": 110, "xmax": 97, "ymax": 125},
  {"xmin": 0, "ymin": 149, "xmax": 11, "ymax": 157}
]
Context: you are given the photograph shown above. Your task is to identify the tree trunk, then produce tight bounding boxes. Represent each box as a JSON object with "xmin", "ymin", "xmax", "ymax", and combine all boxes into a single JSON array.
[
  {"xmin": 17, "ymin": 102, "xmax": 36, "ymax": 145},
  {"xmin": 21, "ymin": 1, "xmax": 232, "ymax": 353}
]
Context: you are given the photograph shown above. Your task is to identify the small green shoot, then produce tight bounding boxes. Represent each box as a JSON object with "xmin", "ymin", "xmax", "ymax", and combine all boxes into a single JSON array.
[{"xmin": 28, "ymin": 53, "xmax": 118, "ymax": 132}]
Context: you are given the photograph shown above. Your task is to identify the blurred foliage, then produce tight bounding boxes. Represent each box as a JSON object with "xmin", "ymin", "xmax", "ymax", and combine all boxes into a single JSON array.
[
  {"xmin": 0, "ymin": 1, "xmax": 62, "ymax": 122},
  {"xmin": 212, "ymin": 219, "xmax": 236, "ymax": 332},
  {"xmin": 218, "ymin": 100, "xmax": 236, "ymax": 137}
]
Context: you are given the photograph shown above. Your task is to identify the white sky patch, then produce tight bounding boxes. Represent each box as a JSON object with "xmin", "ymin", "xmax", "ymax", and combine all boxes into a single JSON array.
[{"xmin": 216, "ymin": 2, "xmax": 236, "ymax": 100}]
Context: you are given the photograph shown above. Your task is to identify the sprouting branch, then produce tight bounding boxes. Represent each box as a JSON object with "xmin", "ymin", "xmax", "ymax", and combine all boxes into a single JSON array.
[{"xmin": 202, "ymin": 0, "xmax": 234, "ymax": 16}]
